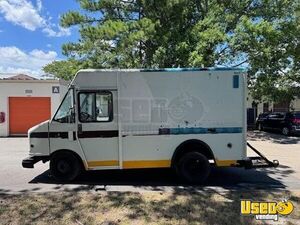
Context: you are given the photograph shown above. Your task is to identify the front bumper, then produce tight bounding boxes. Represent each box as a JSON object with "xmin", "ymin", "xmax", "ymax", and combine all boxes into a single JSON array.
[{"xmin": 22, "ymin": 156, "xmax": 49, "ymax": 168}]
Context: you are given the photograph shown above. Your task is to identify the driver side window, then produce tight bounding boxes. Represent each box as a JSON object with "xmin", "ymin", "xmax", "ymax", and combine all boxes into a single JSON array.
[
  {"xmin": 79, "ymin": 91, "xmax": 113, "ymax": 123},
  {"xmin": 53, "ymin": 89, "xmax": 74, "ymax": 123}
]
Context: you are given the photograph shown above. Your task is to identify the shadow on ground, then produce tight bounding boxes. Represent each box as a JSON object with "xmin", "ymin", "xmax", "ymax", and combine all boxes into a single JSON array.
[
  {"xmin": 1, "ymin": 162, "xmax": 298, "ymax": 224},
  {"xmin": 26, "ymin": 164, "xmax": 295, "ymax": 192},
  {"xmin": 1, "ymin": 183, "xmax": 299, "ymax": 225},
  {"xmin": 247, "ymin": 130, "xmax": 300, "ymax": 144}
]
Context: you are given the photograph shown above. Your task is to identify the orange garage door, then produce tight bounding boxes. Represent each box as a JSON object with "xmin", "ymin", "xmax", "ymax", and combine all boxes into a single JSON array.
[{"xmin": 9, "ymin": 97, "xmax": 51, "ymax": 135}]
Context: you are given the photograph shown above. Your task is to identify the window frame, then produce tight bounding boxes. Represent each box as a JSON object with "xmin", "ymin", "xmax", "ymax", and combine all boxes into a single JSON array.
[
  {"xmin": 77, "ymin": 90, "xmax": 113, "ymax": 123},
  {"xmin": 52, "ymin": 88, "xmax": 75, "ymax": 123},
  {"xmin": 268, "ymin": 113, "xmax": 284, "ymax": 119}
]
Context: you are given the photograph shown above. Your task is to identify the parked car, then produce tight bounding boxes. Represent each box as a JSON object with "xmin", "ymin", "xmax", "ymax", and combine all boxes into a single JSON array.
[
  {"xmin": 256, "ymin": 112, "xmax": 270, "ymax": 130},
  {"xmin": 259, "ymin": 111, "xmax": 300, "ymax": 136}
]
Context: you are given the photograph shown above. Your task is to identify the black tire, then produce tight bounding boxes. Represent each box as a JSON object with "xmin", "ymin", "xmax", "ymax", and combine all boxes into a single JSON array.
[
  {"xmin": 176, "ymin": 152, "xmax": 210, "ymax": 184},
  {"xmin": 50, "ymin": 151, "xmax": 82, "ymax": 182},
  {"xmin": 282, "ymin": 127, "xmax": 290, "ymax": 136}
]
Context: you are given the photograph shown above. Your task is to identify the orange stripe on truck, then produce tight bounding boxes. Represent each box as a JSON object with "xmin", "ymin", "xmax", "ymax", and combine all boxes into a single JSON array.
[
  {"xmin": 87, "ymin": 160, "xmax": 171, "ymax": 169},
  {"xmin": 215, "ymin": 160, "xmax": 237, "ymax": 167},
  {"xmin": 87, "ymin": 160, "xmax": 119, "ymax": 167},
  {"xmin": 87, "ymin": 159, "xmax": 237, "ymax": 168},
  {"xmin": 123, "ymin": 160, "xmax": 171, "ymax": 169}
]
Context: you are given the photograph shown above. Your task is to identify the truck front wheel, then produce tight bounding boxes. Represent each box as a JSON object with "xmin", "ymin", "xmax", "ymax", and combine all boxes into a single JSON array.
[
  {"xmin": 176, "ymin": 152, "xmax": 210, "ymax": 184},
  {"xmin": 50, "ymin": 151, "xmax": 82, "ymax": 182}
]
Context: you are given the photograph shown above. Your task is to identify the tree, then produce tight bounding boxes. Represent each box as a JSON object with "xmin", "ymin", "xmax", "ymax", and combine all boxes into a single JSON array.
[
  {"xmin": 44, "ymin": 59, "xmax": 84, "ymax": 80},
  {"xmin": 231, "ymin": 1, "xmax": 300, "ymax": 105},
  {"xmin": 44, "ymin": 0, "xmax": 300, "ymax": 105}
]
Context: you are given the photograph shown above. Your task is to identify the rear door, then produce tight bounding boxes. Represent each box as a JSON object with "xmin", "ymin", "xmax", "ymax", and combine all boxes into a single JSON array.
[
  {"xmin": 264, "ymin": 113, "xmax": 278, "ymax": 129},
  {"xmin": 77, "ymin": 90, "xmax": 119, "ymax": 169},
  {"xmin": 277, "ymin": 113, "xmax": 287, "ymax": 130},
  {"xmin": 268, "ymin": 113, "xmax": 285, "ymax": 130}
]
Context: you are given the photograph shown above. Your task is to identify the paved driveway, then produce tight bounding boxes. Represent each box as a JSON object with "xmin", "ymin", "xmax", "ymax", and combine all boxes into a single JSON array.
[{"xmin": 0, "ymin": 131, "xmax": 300, "ymax": 194}]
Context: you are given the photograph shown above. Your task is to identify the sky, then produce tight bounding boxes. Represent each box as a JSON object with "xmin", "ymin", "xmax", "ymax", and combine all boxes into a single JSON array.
[{"xmin": 0, "ymin": 0, "xmax": 80, "ymax": 76}]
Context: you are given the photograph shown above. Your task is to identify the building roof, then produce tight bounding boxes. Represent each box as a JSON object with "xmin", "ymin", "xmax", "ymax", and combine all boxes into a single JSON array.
[
  {"xmin": 2, "ymin": 74, "xmax": 37, "ymax": 80},
  {"xmin": 0, "ymin": 73, "xmax": 59, "ymax": 84}
]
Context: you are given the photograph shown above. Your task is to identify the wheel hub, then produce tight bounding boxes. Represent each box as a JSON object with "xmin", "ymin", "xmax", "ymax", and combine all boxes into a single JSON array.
[
  {"xmin": 57, "ymin": 160, "xmax": 71, "ymax": 174},
  {"xmin": 186, "ymin": 159, "xmax": 203, "ymax": 175}
]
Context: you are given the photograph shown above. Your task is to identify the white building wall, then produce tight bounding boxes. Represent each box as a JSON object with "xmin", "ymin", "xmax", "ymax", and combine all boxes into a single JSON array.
[
  {"xmin": 291, "ymin": 98, "xmax": 300, "ymax": 111},
  {"xmin": 246, "ymin": 93, "xmax": 263, "ymax": 115},
  {"xmin": 0, "ymin": 80, "xmax": 66, "ymax": 136},
  {"xmin": 247, "ymin": 90, "xmax": 300, "ymax": 115}
]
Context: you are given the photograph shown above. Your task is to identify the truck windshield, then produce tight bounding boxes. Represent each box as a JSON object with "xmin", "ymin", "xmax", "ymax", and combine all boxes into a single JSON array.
[{"xmin": 53, "ymin": 89, "xmax": 74, "ymax": 123}]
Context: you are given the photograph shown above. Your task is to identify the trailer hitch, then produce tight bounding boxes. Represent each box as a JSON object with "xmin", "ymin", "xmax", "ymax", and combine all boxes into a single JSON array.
[{"xmin": 240, "ymin": 142, "xmax": 279, "ymax": 169}]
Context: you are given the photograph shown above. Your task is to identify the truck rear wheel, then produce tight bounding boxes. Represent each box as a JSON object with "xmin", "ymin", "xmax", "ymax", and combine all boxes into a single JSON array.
[
  {"xmin": 50, "ymin": 151, "xmax": 82, "ymax": 182},
  {"xmin": 176, "ymin": 152, "xmax": 210, "ymax": 184}
]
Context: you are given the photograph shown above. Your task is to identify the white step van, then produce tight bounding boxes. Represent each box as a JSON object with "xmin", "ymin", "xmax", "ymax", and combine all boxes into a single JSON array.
[{"xmin": 22, "ymin": 68, "xmax": 278, "ymax": 183}]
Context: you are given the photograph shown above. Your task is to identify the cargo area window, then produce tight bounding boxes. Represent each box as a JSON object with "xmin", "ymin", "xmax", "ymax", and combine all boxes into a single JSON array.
[{"xmin": 79, "ymin": 91, "xmax": 113, "ymax": 122}]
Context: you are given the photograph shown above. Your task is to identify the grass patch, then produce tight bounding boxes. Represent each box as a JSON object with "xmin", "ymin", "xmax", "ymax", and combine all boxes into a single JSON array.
[{"xmin": 0, "ymin": 190, "xmax": 299, "ymax": 225}]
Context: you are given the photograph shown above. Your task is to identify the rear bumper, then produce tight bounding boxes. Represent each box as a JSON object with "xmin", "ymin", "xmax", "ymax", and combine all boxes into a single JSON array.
[
  {"xmin": 291, "ymin": 126, "xmax": 300, "ymax": 134},
  {"xmin": 22, "ymin": 156, "xmax": 49, "ymax": 168}
]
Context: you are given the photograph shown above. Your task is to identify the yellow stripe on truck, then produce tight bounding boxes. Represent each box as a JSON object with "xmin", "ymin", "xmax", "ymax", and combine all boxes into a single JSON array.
[
  {"xmin": 87, "ymin": 159, "xmax": 237, "ymax": 168},
  {"xmin": 123, "ymin": 160, "xmax": 171, "ymax": 169},
  {"xmin": 87, "ymin": 160, "xmax": 119, "ymax": 167},
  {"xmin": 215, "ymin": 160, "xmax": 237, "ymax": 167},
  {"xmin": 87, "ymin": 160, "xmax": 171, "ymax": 169}
]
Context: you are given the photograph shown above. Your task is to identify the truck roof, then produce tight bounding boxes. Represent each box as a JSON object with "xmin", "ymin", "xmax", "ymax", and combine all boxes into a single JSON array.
[{"xmin": 77, "ymin": 67, "xmax": 246, "ymax": 73}]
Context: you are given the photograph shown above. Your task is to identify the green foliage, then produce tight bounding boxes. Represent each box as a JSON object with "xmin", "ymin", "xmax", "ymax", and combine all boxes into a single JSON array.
[
  {"xmin": 43, "ymin": 59, "xmax": 84, "ymax": 81},
  {"xmin": 43, "ymin": 0, "xmax": 300, "ymax": 104}
]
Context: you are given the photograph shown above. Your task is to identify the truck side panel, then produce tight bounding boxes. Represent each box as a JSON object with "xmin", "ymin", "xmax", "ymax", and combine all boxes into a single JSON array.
[{"xmin": 119, "ymin": 70, "xmax": 246, "ymax": 167}]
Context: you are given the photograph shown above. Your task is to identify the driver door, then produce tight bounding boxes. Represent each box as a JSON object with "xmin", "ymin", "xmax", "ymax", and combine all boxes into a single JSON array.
[
  {"xmin": 76, "ymin": 90, "xmax": 119, "ymax": 169},
  {"xmin": 49, "ymin": 88, "xmax": 80, "ymax": 156}
]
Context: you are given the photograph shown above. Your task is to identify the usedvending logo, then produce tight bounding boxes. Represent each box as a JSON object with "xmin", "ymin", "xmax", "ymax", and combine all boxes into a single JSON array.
[{"xmin": 241, "ymin": 199, "xmax": 294, "ymax": 221}]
